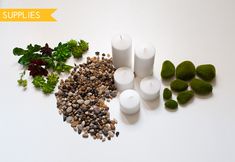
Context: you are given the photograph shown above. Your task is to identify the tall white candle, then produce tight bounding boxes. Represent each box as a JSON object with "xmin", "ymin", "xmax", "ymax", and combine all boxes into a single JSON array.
[
  {"xmin": 139, "ymin": 76, "xmax": 161, "ymax": 101},
  {"xmin": 111, "ymin": 34, "xmax": 132, "ymax": 68},
  {"xmin": 114, "ymin": 67, "xmax": 134, "ymax": 92},
  {"xmin": 134, "ymin": 44, "xmax": 155, "ymax": 78},
  {"xmin": 119, "ymin": 89, "xmax": 140, "ymax": 115}
]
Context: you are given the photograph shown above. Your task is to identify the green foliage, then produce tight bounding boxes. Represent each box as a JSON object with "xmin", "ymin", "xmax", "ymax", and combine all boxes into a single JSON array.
[
  {"xmin": 32, "ymin": 76, "xmax": 46, "ymax": 88},
  {"xmin": 176, "ymin": 61, "xmax": 195, "ymax": 81},
  {"xmin": 165, "ymin": 99, "xmax": 178, "ymax": 109},
  {"xmin": 53, "ymin": 42, "xmax": 72, "ymax": 62},
  {"xmin": 13, "ymin": 48, "xmax": 26, "ymax": 56},
  {"xmin": 13, "ymin": 44, "xmax": 42, "ymax": 66},
  {"xmin": 68, "ymin": 39, "xmax": 89, "ymax": 58},
  {"xmin": 170, "ymin": 79, "xmax": 188, "ymax": 92},
  {"xmin": 47, "ymin": 73, "xmax": 59, "ymax": 85},
  {"xmin": 42, "ymin": 83, "xmax": 55, "ymax": 94},
  {"xmin": 161, "ymin": 60, "xmax": 175, "ymax": 79},
  {"xmin": 54, "ymin": 62, "xmax": 73, "ymax": 73},
  {"xmin": 32, "ymin": 73, "xmax": 59, "ymax": 94},
  {"xmin": 196, "ymin": 64, "xmax": 216, "ymax": 81},
  {"xmin": 78, "ymin": 40, "xmax": 89, "ymax": 52},
  {"xmin": 190, "ymin": 78, "xmax": 213, "ymax": 95},
  {"xmin": 17, "ymin": 79, "xmax": 27, "ymax": 88},
  {"xmin": 17, "ymin": 70, "xmax": 27, "ymax": 88},
  {"xmin": 163, "ymin": 88, "xmax": 172, "ymax": 100},
  {"xmin": 13, "ymin": 39, "xmax": 89, "ymax": 95},
  {"xmin": 177, "ymin": 90, "xmax": 194, "ymax": 104}
]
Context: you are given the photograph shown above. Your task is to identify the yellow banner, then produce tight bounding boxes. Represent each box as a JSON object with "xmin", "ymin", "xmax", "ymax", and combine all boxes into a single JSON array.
[{"xmin": 0, "ymin": 8, "xmax": 56, "ymax": 22}]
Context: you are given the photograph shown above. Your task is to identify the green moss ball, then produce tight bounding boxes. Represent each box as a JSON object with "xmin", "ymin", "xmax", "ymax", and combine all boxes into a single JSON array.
[
  {"xmin": 176, "ymin": 61, "xmax": 196, "ymax": 81},
  {"xmin": 163, "ymin": 88, "xmax": 172, "ymax": 100},
  {"xmin": 165, "ymin": 99, "xmax": 178, "ymax": 109},
  {"xmin": 170, "ymin": 79, "xmax": 188, "ymax": 92},
  {"xmin": 196, "ymin": 64, "xmax": 216, "ymax": 81},
  {"xmin": 161, "ymin": 60, "xmax": 175, "ymax": 79},
  {"xmin": 190, "ymin": 78, "xmax": 213, "ymax": 95},
  {"xmin": 177, "ymin": 90, "xmax": 194, "ymax": 104}
]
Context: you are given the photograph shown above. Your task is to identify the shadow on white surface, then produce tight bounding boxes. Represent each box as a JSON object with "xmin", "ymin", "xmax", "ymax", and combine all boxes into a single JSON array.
[
  {"xmin": 165, "ymin": 107, "xmax": 178, "ymax": 112},
  {"xmin": 141, "ymin": 97, "xmax": 160, "ymax": 111},
  {"xmin": 120, "ymin": 110, "xmax": 140, "ymax": 125},
  {"xmin": 161, "ymin": 77, "xmax": 174, "ymax": 86},
  {"xmin": 211, "ymin": 77, "xmax": 217, "ymax": 86},
  {"xmin": 195, "ymin": 92, "xmax": 213, "ymax": 100}
]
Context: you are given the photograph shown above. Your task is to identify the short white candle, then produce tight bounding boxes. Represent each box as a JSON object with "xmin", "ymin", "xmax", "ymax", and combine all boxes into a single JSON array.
[
  {"xmin": 111, "ymin": 34, "xmax": 132, "ymax": 68},
  {"xmin": 139, "ymin": 76, "xmax": 161, "ymax": 101},
  {"xmin": 134, "ymin": 44, "xmax": 156, "ymax": 78},
  {"xmin": 114, "ymin": 67, "xmax": 134, "ymax": 92},
  {"xmin": 119, "ymin": 89, "xmax": 140, "ymax": 115}
]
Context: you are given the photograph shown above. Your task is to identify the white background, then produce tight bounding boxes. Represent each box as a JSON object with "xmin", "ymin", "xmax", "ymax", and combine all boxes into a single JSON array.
[{"xmin": 0, "ymin": 0, "xmax": 235, "ymax": 162}]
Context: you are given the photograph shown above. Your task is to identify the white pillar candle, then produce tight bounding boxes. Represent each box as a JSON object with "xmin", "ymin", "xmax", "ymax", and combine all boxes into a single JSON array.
[
  {"xmin": 139, "ymin": 76, "xmax": 161, "ymax": 101},
  {"xmin": 114, "ymin": 67, "xmax": 134, "ymax": 92},
  {"xmin": 134, "ymin": 44, "xmax": 156, "ymax": 78},
  {"xmin": 119, "ymin": 89, "xmax": 140, "ymax": 115},
  {"xmin": 111, "ymin": 34, "xmax": 132, "ymax": 68}
]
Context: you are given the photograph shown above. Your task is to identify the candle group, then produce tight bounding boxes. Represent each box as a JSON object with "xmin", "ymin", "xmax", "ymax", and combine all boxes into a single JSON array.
[{"xmin": 112, "ymin": 34, "xmax": 161, "ymax": 116}]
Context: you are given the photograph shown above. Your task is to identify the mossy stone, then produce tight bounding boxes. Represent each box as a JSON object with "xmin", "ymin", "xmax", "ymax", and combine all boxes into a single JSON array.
[
  {"xmin": 177, "ymin": 90, "xmax": 194, "ymax": 104},
  {"xmin": 196, "ymin": 64, "xmax": 216, "ymax": 81},
  {"xmin": 161, "ymin": 60, "xmax": 175, "ymax": 79},
  {"xmin": 163, "ymin": 88, "xmax": 172, "ymax": 100},
  {"xmin": 170, "ymin": 79, "xmax": 188, "ymax": 92},
  {"xmin": 176, "ymin": 61, "xmax": 195, "ymax": 81},
  {"xmin": 165, "ymin": 99, "xmax": 178, "ymax": 109},
  {"xmin": 190, "ymin": 78, "xmax": 213, "ymax": 95}
]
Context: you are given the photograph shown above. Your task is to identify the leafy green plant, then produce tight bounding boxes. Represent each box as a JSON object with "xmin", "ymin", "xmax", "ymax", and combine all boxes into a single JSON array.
[{"xmin": 13, "ymin": 39, "xmax": 89, "ymax": 94}]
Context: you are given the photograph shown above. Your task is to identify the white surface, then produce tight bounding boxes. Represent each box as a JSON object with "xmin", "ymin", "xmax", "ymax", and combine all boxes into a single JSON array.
[
  {"xmin": 114, "ymin": 67, "xmax": 134, "ymax": 91},
  {"xmin": 134, "ymin": 43, "xmax": 155, "ymax": 77},
  {"xmin": 119, "ymin": 89, "xmax": 140, "ymax": 115},
  {"xmin": 112, "ymin": 34, "xmax": 132, "ymax": 68},
  {"xmin": 140, "ymin": 76, "xmax": 161, "ymax": 100},
  {"xmin": 0, "ymin": 0, "xmax": 235, "ymax": 162}
]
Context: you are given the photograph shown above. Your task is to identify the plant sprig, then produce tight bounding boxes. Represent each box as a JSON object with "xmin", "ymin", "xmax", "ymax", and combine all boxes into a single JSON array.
[{"xmin": 17, "ymin": 70, "xmax": 27, "ymax": 88}]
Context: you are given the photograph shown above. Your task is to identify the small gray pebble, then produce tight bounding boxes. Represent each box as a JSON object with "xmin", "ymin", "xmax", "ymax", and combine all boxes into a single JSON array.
[
  {"xmin": 66, "ymin": 116, "xmax": 73, "ymax": 123},
  {"xmin": 84, "ymin": 100, "xmax": 90, "ymax": 105},
  {"xmin": 66, "ymin": 106, "xmax": 73, "ymax": 113},
  {"xmin": 77, "ymin": 99, "xmax": 84, "ymax": 104}
]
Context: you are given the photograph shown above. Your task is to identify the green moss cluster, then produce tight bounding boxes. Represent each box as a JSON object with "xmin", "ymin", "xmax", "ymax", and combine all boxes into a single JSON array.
[
  {"xmin": 165, "ymin": 99, "xmax": 178, "ymax": 109},
  {"xmin": 196, "ymin": 64, "xmax": 216, "ymax": 81},
  {"xmin": 190, "ymin": 78, "xmax": 213, "ymax": 95},
  {"xmin": 163, "ymin": 88, "xmax": 172, "ymax": 100},
  {"xmin": 177, "ymin": 90, "xmax": 194, "ymax": 104},
  {"xmin": 161, "ymin": 59, "xmax": 216, "ymax": 109},
  {"xmin": 170, "ymin": 79, "xmax": 188, "ymax": 92},
  {"xmin": 161, "ymin": 60, "xmax": 175, "ymax": 79},
  {"xmin": 176, "ymin": 61, "xmax": 195, "ymax": 81}
]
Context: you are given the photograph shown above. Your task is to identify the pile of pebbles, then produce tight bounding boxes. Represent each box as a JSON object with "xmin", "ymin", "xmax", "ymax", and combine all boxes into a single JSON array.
[{"xmin": 55, "ymin": 53, "xmax": 119, "ymax": 142}]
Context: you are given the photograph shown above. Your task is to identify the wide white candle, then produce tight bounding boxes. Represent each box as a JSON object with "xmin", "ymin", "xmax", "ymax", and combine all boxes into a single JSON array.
[
  {"xmin": 114, "ymin": 67, "xmax": 134, "ymax": 92},
  {"xmin": 111, "ymin": 34, "xmax": 132, "ymax": 68},
  {"xmin": 119, "ymin": 89, "xmax": 140, "ymax": 115},
  {"xmin": 139, "ymin": 76, "xmax": 161, "ymax": 101},
  {"xmin": 134, "ymin": 44, "xmax": 155, "ymax": 78}
]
